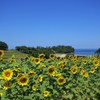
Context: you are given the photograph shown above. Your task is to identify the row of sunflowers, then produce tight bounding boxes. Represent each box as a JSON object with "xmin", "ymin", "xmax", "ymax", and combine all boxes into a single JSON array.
[{"xmin": 0, "ymin": 50, "xmax": 100, "ymax": 100}]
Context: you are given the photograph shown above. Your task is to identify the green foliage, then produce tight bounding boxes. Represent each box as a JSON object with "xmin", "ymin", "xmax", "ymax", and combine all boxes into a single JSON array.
[
  {"xmin": 95, "ymin": 48, "xmax": 100, "ymax": 54},
  {"xmin": 15, "ymin": 45, "xmax": 74, "ymax": 58},
  {"xmin": 0, "ymin": 41, "xmax": 8, "ymax": 50},
  {"xmin": 0, "ymin": 54, "xmax": 100, "ymax": 99},
  {"xmin": 52, "ymin": 45, "xmax": 74, "ymax": 53}
]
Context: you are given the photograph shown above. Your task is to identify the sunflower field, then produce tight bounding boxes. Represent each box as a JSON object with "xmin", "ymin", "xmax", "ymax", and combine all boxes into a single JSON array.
[{"xmin": 0, "ymin": 50, "xmax": 100, "ymax": 100}]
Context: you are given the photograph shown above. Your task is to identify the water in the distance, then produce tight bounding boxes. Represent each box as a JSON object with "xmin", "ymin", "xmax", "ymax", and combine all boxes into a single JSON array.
[{"xmin": 74, "ymin": 49, "xmax": 96, "ymax": 56}]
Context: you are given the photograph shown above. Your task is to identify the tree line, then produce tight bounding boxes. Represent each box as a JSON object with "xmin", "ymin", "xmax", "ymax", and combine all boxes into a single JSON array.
[
  {"xmin": 0, "ymin": 41, "xmax": 100, "ymax": 57},
  {"xmin": 15, "ymin": 45, "xmax": 74, "ymax": 58}
]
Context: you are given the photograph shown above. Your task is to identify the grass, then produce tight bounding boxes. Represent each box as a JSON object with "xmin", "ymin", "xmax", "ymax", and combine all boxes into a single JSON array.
[{"xmin": 3, "ymin": 50, "xmax": 28, "ymax": 60}]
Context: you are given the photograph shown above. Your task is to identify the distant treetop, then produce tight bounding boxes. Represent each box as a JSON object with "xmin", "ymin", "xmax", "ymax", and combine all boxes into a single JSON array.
[
  {"xmin": 0, "ymin": 41, "xmax": 8, "ymax": 50},
  {"xmin": 95, "ymin": 48, "xmax": 100, "ymax": 54}
]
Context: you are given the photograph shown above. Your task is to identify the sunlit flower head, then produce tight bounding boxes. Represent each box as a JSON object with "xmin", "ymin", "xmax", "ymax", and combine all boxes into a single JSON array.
[
  {"xmin": 79, "ymin": 66, "xmax": 84, "ymax": 71},
  {"xmin": 34, "ymin": 58, "xmax": 40, "ymax": 64},
  {"xmin": 43, "ymin": 90, "xmax": 50, "ymax": 97},
  {"xmin": 62, "ymin": 61, "xmax": 67, "ymax": 67},
  {"xmin": 90, "ymin": 68, "xmax": 95, "ymax": 73},
  {"xmin": 56, "ymin": 56, "xmax": 61, "ymax": 60},
  {"xmin": 49, "ymin": 54, "xmax": 55, "ymax": 59},
  {"xmin": 32, "ymin": 84, "xmax": 38, "ymax": 91},
  {"xmin": 70, "ymin": 66, "xmax": 78, "ymax": 74},
  {"xmin": 38, "ymin": 75, "xmax": 43, "ymax": 82},
  {"xmin": 17, "ymin": 76, "xmax": 29, "ymax": 86},
  {"xmin": 83, "ymin": 60, "xmax": 87, "ymax": 64},
  {"xmin": 30, "ymin": 57, "xmax": 35, "ymax": 62},
  {"xmin": 39, "ymin": 54, "xmax": 45, "ymax": 60},
  {"xmin": 2, "ymin": 69, "xmax": 13, "ymax": 80},
  {"xmin": 60, "ymin": 57, "xmax": 65, "ymax": 60},
  {"xmin": 81, "ymin": 70, "xmax": 88, "ymax": 78},
  {"xmin": 57, "ymin": 62, "xmax": 63, "ymax": 68},
  {"xmin": 93, "ymin": 59, "xmax": 99, "ymax": 66},
  {"xmin": 3, "ymin": 81, "xmax": 11, "ymax": 90},
  {"xmin": 48, "ymin": 66, "xmax": 56, "ymax": 76},
  {"xmin": 27, "ymin": 71, "xmax": 36, "ymax": 77},
  {"xmin": 16, "ymin": 73, "xmax": 24, "ymax": 80},
  {"xmin": 57, "ymin": 77, "xmax": 66, "ymax": 85}
]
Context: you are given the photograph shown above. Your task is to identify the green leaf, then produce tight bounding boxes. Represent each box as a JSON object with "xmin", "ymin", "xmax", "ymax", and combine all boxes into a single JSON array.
[{"xmin": 24, "ymin": 96, "xmax": 32, "ymax": 100}]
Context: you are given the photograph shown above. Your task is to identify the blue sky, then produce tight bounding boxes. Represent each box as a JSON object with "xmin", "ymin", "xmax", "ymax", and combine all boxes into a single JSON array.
[{"xmin": 0, "ymin": 0, "xmax": 100, "ymax": 49}]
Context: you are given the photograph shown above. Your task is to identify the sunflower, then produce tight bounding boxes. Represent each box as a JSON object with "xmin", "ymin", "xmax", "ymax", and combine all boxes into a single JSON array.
[
  {"xmin": 57, "ymin": 62, "xmax": 63, "ymax": 68},
  {"xmin": 47, "ymin": 66, "xmax": 56, "ymax": 76},
  {"xmin": 39, "ymin": 54, "xmax": 45, "ymax": 60},
  {"xmin": 34, "ymin": 58, "xmax": 40, "ymax": 64},
  {"xmin": 27, "ymin": 71, "xmax": 36, "ymax": 77},
  {"xmin": 93, "ymin": 59, "xmax": 99, "ymax": 67},
  {"xmin": 3, "ymin": 81, "xmax": 11, "ymax": 90},
  {"xmin": 38, "ymin": 75, "xmax": 43, "ymax": 82},
  {"xmin": 16, "ymin": 73, "xmax": 24, "ymax": 80},
  {"xmin": 79, "ymin": 66, "xmax": 84, "ymax": 71},
  {"xmin": 57, "ymin": 77, "xmax": 66, "ymax": 85},
  {"xmin": 90, "ymin": 68, "xmax": 95, "ymax": 73},
  {"xmin": 2, "ymin": 69, "xmax": 13, "ymax": 80},
  {"xmin": 84, "ymin": 72, "xmax": 88, "ymax": 78},
  {"xmin": 70, "ymin": 66, "xmax": 78, "ymax": 74},
  {"xmin": 32, "ymin": 84, "xmax": 38, "ymax": 91},
  {"xmin": 30, "ymin": 57, "xmax": 35, "ymax": 62},
  {"xmin": 9, "ymin": 59, "xmax": 16, "ymax": 64},
  {"xmin": 62, "ymin": 61, "xmax": 67, "ymax": 67},
  {"xmin": 0, "ymin": 50, "xmax": 4, "ymax": 57},
  {"xmin": 83, "ymin": 60, "xmax": 87, "ymax": 64},
  {"xmin": 0, "ymin": 92, "xmax": 3, "ymax": 96},
  {"xmin": 60, "ymin": 57, "xmax": 65, "ymax": 60},
  {"xmin": 43, "ymin": 90, "xmax": 50, "ymax": 97},
  {"xmin": 81, "ymin": 70, "xmax": 88, "ymax": 78},
  {"xmin": 17, "ymin": 76, "xmax": 29, "ymax": 86},
  {"xmin": 49, "ymin": 54, "xmax": 55, "ymax": 59},
  {"xmin": 56, "ymin": 56, "xmax": 61, "ymax": 60}
]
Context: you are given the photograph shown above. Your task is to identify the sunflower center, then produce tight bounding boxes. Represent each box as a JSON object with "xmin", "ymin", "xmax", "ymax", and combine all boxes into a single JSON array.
[
  {"xmin": 35, "ymin": 59, "xmax": 39, "ymax": 62},
  {"xmin": 49, "ymin": 68, "xmax": 54, "ymax": 73},
  {"xmin": 5, "ymin": 72, "xmax": 10, "ymax": 77},
  {"xmin": 20, "ymin": 78, "xmax": 27, "ymax": 83},
  {"xmin": 59, "ymin": 78, "xmax": 64, "ymax": 83},
  {"xmin": 73, "ymin": 68, "xmax": 76, "ymax": 72},
  {"xmin": 95, "ymin": 61, "xmax": 98, "ymax": 64}
]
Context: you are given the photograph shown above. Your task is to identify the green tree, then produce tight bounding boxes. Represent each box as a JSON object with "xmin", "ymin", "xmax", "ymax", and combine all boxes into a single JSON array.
[
  {"xmin": 0, "ymin": 41, "xmax": 8, "ymax": 50},
  {"xmin": 52, "ymin": 45, "xmax": 74, "ymax": 53},
  {"xmin": 95, "ymin": 48, "xmax": 100, "ymax": 54}
]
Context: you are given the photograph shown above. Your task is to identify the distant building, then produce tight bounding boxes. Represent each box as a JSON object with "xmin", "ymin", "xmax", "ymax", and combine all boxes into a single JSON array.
[{"xmin": 55, "ymin": 53, "xmax": 67, "ymax": 57}]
